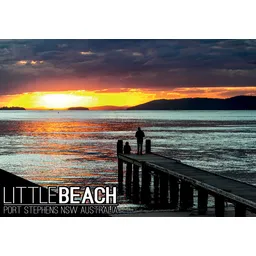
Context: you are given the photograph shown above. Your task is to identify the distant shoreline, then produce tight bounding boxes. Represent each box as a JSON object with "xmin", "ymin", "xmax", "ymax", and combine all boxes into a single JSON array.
[
  {"xmin": 67, "ymin": 107, "xmax": 89, "ymax": 110},
  {"xmin": 127, "ymin": 96, "xmax": 256, "ymax": 110},
  {"xmin": 0, "ymin": 107, "xmax": 26, "ymax": 110}
]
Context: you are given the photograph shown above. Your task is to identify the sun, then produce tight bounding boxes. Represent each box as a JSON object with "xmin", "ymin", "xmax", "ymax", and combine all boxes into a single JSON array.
[{"xmin": 40, "ymin": 94, "xmax": 85, "ymax": 109}]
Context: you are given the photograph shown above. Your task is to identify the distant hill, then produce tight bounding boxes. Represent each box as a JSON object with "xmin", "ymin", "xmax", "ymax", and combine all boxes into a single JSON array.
[
  {"xmin": 0, "ymin": 106, "xmax": 26, "ymax": 110},
  {"xmin": 67, "ymin": 107, "xmax": 89, "ymax": 110},
  {"xmin": 89, "ymin": 105, "xmax": 128, "ymax": 110},
  {"xmin": 127, "ymin": 96, "xmax": 256, "ymax": 110}
]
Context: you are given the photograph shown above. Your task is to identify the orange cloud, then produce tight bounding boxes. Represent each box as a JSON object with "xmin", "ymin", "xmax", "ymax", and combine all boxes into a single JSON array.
[
  {"xmin": 16, "ymin": 60, "xmax": 28, "ymax": 65},
  {"xmin": 16, "ymin": 60, "xmax": 44, "ymax": 66},
  {"xmin": 80, "ymin": 51, "xmax": 94, "ymax": 55}
]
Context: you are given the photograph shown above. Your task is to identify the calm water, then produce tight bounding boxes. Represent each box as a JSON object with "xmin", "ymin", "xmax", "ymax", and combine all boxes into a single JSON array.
[{"xmin": 0, "ymin": 110, "xmax": 256, "ymax": 191}]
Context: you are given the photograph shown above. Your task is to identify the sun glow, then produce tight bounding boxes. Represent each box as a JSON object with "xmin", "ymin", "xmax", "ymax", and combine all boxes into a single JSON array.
[{"xmin": 39, "ymin": 94, "xmax": 91, "ymax": 109}]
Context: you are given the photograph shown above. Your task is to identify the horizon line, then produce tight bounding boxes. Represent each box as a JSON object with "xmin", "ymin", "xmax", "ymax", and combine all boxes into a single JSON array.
[{"xmin": 1, "ymin": 94, "xmax": 255, "ymax": 110}]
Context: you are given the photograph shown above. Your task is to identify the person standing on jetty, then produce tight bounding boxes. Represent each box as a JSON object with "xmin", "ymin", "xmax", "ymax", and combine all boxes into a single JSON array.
[{"xmin": 135, "ymin": 127, "xmax": 145, "ymax": 155}]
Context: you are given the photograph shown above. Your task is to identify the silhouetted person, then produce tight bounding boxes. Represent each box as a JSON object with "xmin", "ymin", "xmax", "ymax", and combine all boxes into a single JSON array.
[
  {"xmin": 135, "ymin": 127, "xmax": 145, "ymax": 155},
  {"xmin": 124, "ymin": 142, "xmax": 131, "ymax": 154}
]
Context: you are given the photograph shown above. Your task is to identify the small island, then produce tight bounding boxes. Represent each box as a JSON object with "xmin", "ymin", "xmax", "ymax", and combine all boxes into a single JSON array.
[
  {"xmin": 67, "ymin": 107, "xmax": 89, "ymax": 110},
  {"xmin": 89, "ymin": 105, "xmax": 128, "ymax": 110},
  {"xmin": 0, "ymin": 106, "xmax": 26, "ymax": 110}
]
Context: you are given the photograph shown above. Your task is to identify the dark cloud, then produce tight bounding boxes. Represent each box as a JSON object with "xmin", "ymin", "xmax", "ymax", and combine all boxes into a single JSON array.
[{"xmin": 0, "ymin": 39, "xmax": 256, "ymax": 94}]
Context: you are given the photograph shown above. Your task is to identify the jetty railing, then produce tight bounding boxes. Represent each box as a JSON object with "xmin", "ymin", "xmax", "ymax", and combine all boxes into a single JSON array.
[{"xmin": 117, "ymin": 139, "xmax": 256, "ymax": 217}]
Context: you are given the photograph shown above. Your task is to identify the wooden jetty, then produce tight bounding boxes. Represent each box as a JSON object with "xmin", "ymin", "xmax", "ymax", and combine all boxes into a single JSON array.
[{"xmin": 117, "ymin": 139, "xmax": 256, "ymax": 217}]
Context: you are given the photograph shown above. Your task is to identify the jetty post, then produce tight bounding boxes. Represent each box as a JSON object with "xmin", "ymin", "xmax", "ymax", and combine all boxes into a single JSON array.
[
  {"xmin": 198, "ymin": 188, "xmax": 208, "ymax": 215},
  {"xmin": 169, "ymin": 176, "xmax": 179, "ymax": 209},
  {"xmin": 215, "ymin": 195, "xmax": 225, "ymax": 217},
  {"xmin": 180, "ymin": 181, "xmax": 194, "ymax": 210},
  {"xmin": 132, "ymin": 165, "xmax": 140, "ymax": 203},
  {"xmin": 235, "ymin": 203, "xmax": 246, "ymax": 217},
  {"xmin": 159, "ymin": 172, "xmax": 169, "ymax": 207},
  {"xmin": 146, "ymin": 139, "xmax": 151, "ymax": 154},
  {"xmin": 117, "ymin": 140, "xmax": 124, "ymax": 194},
  {"xmin": 154, "ymin": 170, "xmax": 160, "ymax": 205},
  {"xmin": 141, "ymin": 163, "xmax": 151, "ymax": 204},
  {"xmin": 126, "ymin": 162, "xmax": 132, "ymax": 198}
]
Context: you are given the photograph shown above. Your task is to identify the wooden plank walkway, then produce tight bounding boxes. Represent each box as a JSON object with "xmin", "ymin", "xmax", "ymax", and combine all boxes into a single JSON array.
[{"xmin": 117, "ymin": 139, "xmax": 256, "ymax": 216}]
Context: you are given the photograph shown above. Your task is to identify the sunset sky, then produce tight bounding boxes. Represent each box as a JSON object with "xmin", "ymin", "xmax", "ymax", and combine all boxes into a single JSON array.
[{"xmin": 0, "ymin": 39, "xmax": 255, "ymax": 109}]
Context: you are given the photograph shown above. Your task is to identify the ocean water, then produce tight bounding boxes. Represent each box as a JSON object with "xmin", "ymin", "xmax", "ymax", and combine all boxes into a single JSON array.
[{"xmin": 0, "ymin": 110, "xmax": 256, "ymax": 192}]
